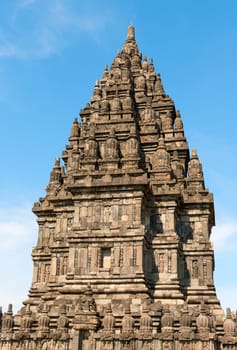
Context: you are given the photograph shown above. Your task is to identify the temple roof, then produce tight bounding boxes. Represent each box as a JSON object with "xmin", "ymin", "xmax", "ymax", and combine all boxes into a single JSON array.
[{"xmin": 33, "ymin": 25, "xmax": 213, "ymax": 228}]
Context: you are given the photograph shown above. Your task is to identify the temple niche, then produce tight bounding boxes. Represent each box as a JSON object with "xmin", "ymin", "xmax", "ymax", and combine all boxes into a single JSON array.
[{"xmin": 0, "ymin": 25, "xmax": 236, "ymax": 350}]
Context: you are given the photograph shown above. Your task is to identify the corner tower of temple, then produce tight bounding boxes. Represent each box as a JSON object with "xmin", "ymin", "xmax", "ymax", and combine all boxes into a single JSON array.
[{"xmin": 1, "ymin": 25, "xmax": 236, "ymax": 350}]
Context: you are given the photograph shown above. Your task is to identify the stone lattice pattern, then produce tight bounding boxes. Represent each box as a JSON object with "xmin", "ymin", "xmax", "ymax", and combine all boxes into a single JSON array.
[{"xmin": 0, "ymin": 26, "xmax": 236, "ymax": 350}]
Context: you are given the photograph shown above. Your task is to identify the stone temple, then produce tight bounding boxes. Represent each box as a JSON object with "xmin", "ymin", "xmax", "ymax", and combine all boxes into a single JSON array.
[{"xmin": 0, "ymin": 26, "xmax": 236, "ymax": 350}]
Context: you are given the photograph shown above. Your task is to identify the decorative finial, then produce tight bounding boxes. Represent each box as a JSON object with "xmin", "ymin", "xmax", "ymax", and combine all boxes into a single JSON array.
[
  {"xmin": 116, "ymin": 49, "xmax": 121, "ymax": 57},
  {"xmin": 149, "ymin": 58, "xmax": 155, "ymax": 73},
  {"xmin": 188, "ymin": 148, "xmax": 203, "ymax": 180},
  {"xmin": 191, "ymin": 148, "xmax": 198, "ymax": 159},
  {"xmin": 142, "ymin": 55, "xmax": 148, "ymax": 71},
  {"xmin": 7, "ymin": 304, "xmax": 13, "ymax": 314},
  {"xmin": 70, "ymin": 117, "xmax": 80, "ymax": 138},
  {"xmin": 101, "ymin": 65, "xmax": 109, "ymax": 84},
  {"xmin": 54, "ymin": 157, "xmax": 60, "ymax": 167},
  {"xmin": 126, "ymin": 25, "xmax": 135, "ymax": 41},
  {"xmin": 174, "ymin": 111, "xmax": 183, "ymax": 129},
  {"xmin": 155, "ymin": 73, "xmax": 165, "ymax": 96},
  {"xmin": 226, "ymin": 308, "xmax": 232, "ymax": 318}
]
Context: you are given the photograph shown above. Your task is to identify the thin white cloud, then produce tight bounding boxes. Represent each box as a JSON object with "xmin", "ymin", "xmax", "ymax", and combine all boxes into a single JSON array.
[
  {"xmin": 0, "ymin": 0, "xmax": 114, "ymax": 60},
  {"xmin": 0, "ymin": 205, "xmax": 36, "ymax": 250},
  {"xmin": 0, "ymin": 203, "xmax": 36, "ymax": 312},
  {"xmin": 211, "ymin": 218, "xmax": 237, "ymax": 252}
]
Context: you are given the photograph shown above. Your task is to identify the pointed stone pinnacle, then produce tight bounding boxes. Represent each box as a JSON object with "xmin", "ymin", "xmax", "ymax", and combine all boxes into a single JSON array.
[
  {"xmin": 191, "ymin": 148, "xmax": 198, "ymax": 159},
  {"xmin": 126, "ymin": 25, "xmax": 135, "ymax": 41},
  {"xmin": 55, "ymin": 157, "xmax": 60, "ymax": 167}
]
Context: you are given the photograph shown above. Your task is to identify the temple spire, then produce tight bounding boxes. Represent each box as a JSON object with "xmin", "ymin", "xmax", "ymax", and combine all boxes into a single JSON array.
[
  {"xmin": 126, "ymin": 25, "xmax": 135, "ymax": 41},
  {"xmin": 8, "ymin": 25, "xmax": 225, "ymax": 350},
  {"xmin": 122, "ymin": 25, "xmax": 139, "ymax": 55}
]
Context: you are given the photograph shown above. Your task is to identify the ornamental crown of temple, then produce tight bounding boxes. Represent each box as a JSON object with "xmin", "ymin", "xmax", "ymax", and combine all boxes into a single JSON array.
[{"xmin": 1, "ymin": 25, "xmax": 236, "ymax": 350}]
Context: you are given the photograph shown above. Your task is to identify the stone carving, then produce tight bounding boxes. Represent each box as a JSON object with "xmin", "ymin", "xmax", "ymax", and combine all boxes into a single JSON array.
[
  {"xmin": 92, "ymin": 80, "xmax": 102, "ymax": 105},
  {"xmin": 142, "ymin": 55, "xmax": 148, "ymax": 71},
  {"xmin": 161, "ymin": 305, "xmax": 174, "ymax": 333},
  {"xmin": 48, "ymin": 158, "xmax": 63, "ymax": 190},
  {"xmin": 77, "ymin": 285, "xmax": 97, "ymax": 313},
  {"xmin": 148, "ymin": 58, "xmax": 155, "ymax": 73},
  {"xmin": 103, "ymin": 129, "xmax": 119, "ymax": 159},
  {"xmin": 2, "ymin": 304, "xmax": 13, "ymax": 332},
  {"xmin": 135, "ymin": 75, "xmax": 146, "ymax": 90},
  {"xmin": 162, "ymin": 111, "xmax": 173, "ymax": 130},
  {"xmin": 151, "ymin": 137, "xmax": 171, "ymax": 170},
  {"xmin": 179, "ymin": 304, "xmax": 193, "ymax": 340},
  {"xmin": 171, "ymin": 151, "xmax": 184, "ymax": 180},
  {"xmin": 140, "ymin": 304, "xmax": 152, "ymax": 334},
  {"xmin": 192, "ymin": 260, "xmax": 199, "ymax": 278},
  {"xmin": 223, "ymin": 308, "xmax": 236, "ymax": 337},
  {"xmin": 180, "ymin": 304, "xmax": 192, "ymax": 328},
  {"xmin": 162, "ymin": 341, "xmax": 172, "ymax": 350},
  {"xmin": 70, "ymin": 118, "xmax": 80, "ymax": 138},
  {"xmin": 1, "ymin": 25, "xmax": 231, "ymax": 350},
  {"xmin": 122, "ymin": 126, "xmax": 139, "ymax": 160},
  {"xmin": 123, "ymin": 93, "xmax": 133, "ymax": 110},
  {"xmin": 174, "ymin": 111, "xmax": 183, "ymax": 129},
  {"xmin": 84, "ymin": 135, "xmax": 98, "ymax": 159},
  {"xmin": 38, "ymin": 304, "xmax": 50, "ymax": 332},
  {"xmin": 102, "ymin": 304, "xmax": 115, "ymax": 334},
  {"xmin": 20, "ymin": 305, "xmax": 32, "ymax": 332},
  {"xmin": 57, "ymin": 305, "xmax": 69, "ymax": 332},
  {"xmin": 101, "ymin": 93, "xmax": 110, "ymax": 112},
  {"xmin": 181, "ymin": 342, "xmax": 192, "ymax": 350},
  {"xmin": 111, "ymin": 93, "xmax": 122, "ymax": 112},
  {"xmin": 141, "ymin": 105, "xmax": 155, "ymax": 122},
  {"xmin": 188, "ymin": 149, "xmax": 203, "ymax": 179},
  {"xmin": 122, "ymin": 306, "xmax": 134, "ymax": 334},
  {"xmin": 154, "ymin": 73, "xmax": 165, "ymax": 96},
  {"xmin": 196, "ymin": 302, "xmax": 210, "ymax": 334}
]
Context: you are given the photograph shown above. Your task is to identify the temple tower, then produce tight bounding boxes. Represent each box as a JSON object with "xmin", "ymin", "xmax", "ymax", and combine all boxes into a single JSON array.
[{"xmin": 0, "ymin": 25, "xmax": 236, "ymax": 350}]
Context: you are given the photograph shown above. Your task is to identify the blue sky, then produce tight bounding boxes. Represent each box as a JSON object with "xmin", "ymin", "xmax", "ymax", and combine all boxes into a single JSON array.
[{"xmin": 0, "ymin": 0, "xmax": 237, "ymax": 312}]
